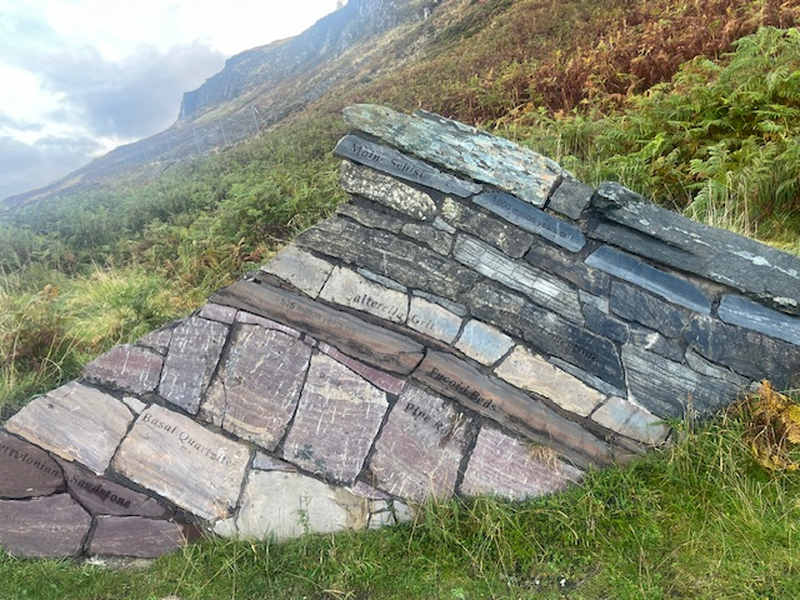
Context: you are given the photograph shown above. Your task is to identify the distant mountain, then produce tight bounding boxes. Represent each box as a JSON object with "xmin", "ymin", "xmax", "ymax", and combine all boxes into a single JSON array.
[
  {"xmin": 2, "ymin": 0, "xmax": 782, "ymax": 214},
  {"xmin": 0, "ymin": 0, "xmax": 438, "ymax": 212}
]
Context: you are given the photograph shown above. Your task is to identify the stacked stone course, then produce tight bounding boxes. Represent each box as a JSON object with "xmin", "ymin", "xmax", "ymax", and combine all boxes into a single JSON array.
[{"xmin": 2, "ymin": 105, "xmax": 799, "ymax": 559}]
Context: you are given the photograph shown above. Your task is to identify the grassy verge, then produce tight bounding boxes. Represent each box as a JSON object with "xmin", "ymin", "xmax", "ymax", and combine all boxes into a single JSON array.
[{"xmin": 3, "ymin": 398, "xmax": 800, "ymax": 600}]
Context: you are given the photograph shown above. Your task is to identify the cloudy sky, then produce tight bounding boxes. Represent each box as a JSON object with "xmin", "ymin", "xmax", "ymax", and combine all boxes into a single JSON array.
[{"xmin": 0, "ymin": 0, "xmax": 343, "ymax": 201}]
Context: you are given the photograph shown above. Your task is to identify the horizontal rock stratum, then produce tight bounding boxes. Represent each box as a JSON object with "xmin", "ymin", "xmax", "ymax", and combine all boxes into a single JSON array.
[{"xmin": 2, "ymin": 105, "xmax": 799, "ymax": 559}]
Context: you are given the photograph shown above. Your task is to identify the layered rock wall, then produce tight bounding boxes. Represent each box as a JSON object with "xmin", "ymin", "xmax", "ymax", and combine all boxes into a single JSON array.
[{"xmin": 2, "ymin": 105, "xmax": 799, "ymax": 559}]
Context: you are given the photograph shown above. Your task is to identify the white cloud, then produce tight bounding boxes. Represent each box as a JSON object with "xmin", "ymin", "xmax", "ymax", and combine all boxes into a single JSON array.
[{"xmin": 0, "ymin": 0, "xmax": 343, "ymax": 200}]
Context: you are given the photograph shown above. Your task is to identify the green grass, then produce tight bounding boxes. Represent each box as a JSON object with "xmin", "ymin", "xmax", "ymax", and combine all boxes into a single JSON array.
[{"xmin": 3, "ymin": 409, "xmax": 800, "ymax": 599}]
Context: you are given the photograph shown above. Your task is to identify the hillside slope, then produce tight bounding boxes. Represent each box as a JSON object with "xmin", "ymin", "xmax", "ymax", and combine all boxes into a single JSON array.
[{"xmin": 4, "ymin": 0, "xmax": 795, "ymax": 214}]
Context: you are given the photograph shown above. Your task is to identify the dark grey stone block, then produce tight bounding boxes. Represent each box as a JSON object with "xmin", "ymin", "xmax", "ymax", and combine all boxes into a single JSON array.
[
  {"xmin": 582, "ymin": 303, "xmax": 628, "ymax": 343},
  {"xmin": 297, "ymin": 216, "xmax": 479, "ymax": 299},
  {"xmin": 586, "ymin": 246, "xmax": 711, "ymax": 314},
  {"xmin": 334, "ymin": 134, "xmax": 480, "ymax": 197},
  {"xmin": 445, "ymin": 202, "xmax": 534, "ymax": 258},
  {"xmin": 628, "ymin": 325, "xmax": 685, "ymax": 363},
  {"xmin": 454, "ymin": 235, "xmax": 583, "ymax": 324},
  {"xmin": 337, "ymin": 201, "xmax": 404, "ymax": 233},
  {"xmin": 474, "ymin": 192, "xmax": 585, "ymax": 252},
  {"xmin": 719, "ymin": 294, "xmax": 800, "ymax": 346},
  {"xmin": 610, "ymin": 281, "xmax": 692, "ymax": 338},
  {"xmin": 622, "ymin": 346, "xmax": 746, "ymax": 419},
  {"xmin": 525, "ymin": 243, "xmax": 610, "ymax": 296},
  {"xmin": 684, "ymin": 316, "xmax": 800, "ymax": 389},
  {"xmin": 465, "ymin": 282, "xmax": 624, "ymax": 388},
  {"xmin": 548, "ymin": 177, "xmax": 593, "ymax": 220},
  {"xmin": 591, "ymin": 182, "xmax": 800, "ymax": 316}
]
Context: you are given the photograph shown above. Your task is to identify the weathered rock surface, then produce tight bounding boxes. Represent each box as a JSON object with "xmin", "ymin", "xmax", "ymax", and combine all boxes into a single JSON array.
[
  {"xmin": 203, "ymin": 325, "xmax": 312, "ymax": 450},
  {"xmin": 113, "ymin": 405, "xmax": 250, "ymax": 521},
  {"xmin": 211, "ymin": 280, "xmax": 425, "ymax": 375},
  {"xmin": 369, "ymin": 385, "xmax": 471, "ymax": 501},
  {"xmin": 0, "ymin": 431, "xmax": 63, "ymax": 498},
  {"xmin": 461, "ymin": 426, "xmax": 582, "ymax": 500},
  {"xmin": 0, "ymin": 494, "xmax": 91, "ymax": 557},
  {"xmin": 82, "ymin": 345, "xmax": 163, "ymax": 395},
  {"xmin": 591, "ymin": 182, "xmax": 800, "ymax": 315},
  {"xmin": 158, "ymin": 316, "xmax": 229, "ymax": 414},
  {"xmin": 282, "ymin": 353, "xmax": 388, "ymax": 484},
  {"xmin": 89, "ymin": 516, "xmax": 186, "ymax": 558},
  {"xmin": 343, "ymin": 105, "xmax": 561, "ymax": 206},
  {"xmin": 234, "ymin": 470, "xmax": 368, "ymax": 541},
  {"xmin": 5, "ymin": 382, "xmax": 132, "ymax": 475}
]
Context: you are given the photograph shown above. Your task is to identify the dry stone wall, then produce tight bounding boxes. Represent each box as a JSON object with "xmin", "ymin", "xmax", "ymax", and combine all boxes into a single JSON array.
[{"xmin": 2, "ymin": 105, "xmax": 800, "ymax": 559}]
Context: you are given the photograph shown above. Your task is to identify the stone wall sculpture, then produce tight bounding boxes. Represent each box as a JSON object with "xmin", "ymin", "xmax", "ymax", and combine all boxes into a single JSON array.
[{"xmin": 2, "ymin": 105, "xmax": 799, "ymax": 559}]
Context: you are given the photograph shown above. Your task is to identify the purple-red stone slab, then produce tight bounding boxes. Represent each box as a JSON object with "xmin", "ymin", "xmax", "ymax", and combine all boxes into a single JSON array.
[
  {"xmin": 0, "ymin": 493, "xmax": 91, "ymax": 557},
  {"xmin": 0, "ymin": 430, "xmax": 64, "ymax": 498},
  {"xmin": 318, "ymin": 342, "xmax": 405, "ymax": 395},
  {"xmin": 202, "ymin": 325, "xmax": 313, "ymax": 451},
  {"xmin": 5, "ymin": 381, "xmax": 133, "ymax": 475},
  {"xmin": 460, "ymin": 426, "xmax": 582, "ymax": 500},
  {"xmin": 58, "ymin": 459, "xmax": 170, "ymax": 517},
  {"xmin": 210, "ymin": 280, "xmax": 425, "ymax": 375},
  {"xmin": 136, "ymin": 326, "xmax": 173, "ymax": 355},
  {"xmin": 158, "ymin": 316, "xmax": 229, "ymax": 414},
  {"xmin": 369, "ymin": 385, "xmax": 472, "ymax": 502},
  {"xmin": 81, "ymin": 344, "xmax": 163, "ymax": 395},
  {"xmin": 112, "ymin": 404, "xmax": 250, "ymax": 521},
  {"xmin": 413, "ymin": 351, "xmax": 612, "ymax": 469},
  {"xmin": 88, "ymin": 516, "xmax": 186, "ymax": 558},
  {"xmin": 282, "ymin": 353, "xmax": 388, "ymax": 484},
  {"xmin": 199, "ymin": 303, "xmax": 238, "ymax": 324}
]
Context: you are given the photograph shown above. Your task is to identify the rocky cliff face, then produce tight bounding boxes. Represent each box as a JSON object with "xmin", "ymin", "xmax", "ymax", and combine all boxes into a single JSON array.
[{"xmin": 179, "ymin": 0, "xmax": 434, "ymax": 120}]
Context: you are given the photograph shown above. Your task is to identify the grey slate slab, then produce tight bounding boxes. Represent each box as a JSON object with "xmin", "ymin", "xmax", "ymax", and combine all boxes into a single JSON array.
[
  {"xmin": 591, "ymin": 182, "xmax": 800, "ymax": 316},
  {"xmin": 610, "ymin": 281, "xmax": 693, "ymax": 338},
  {"xmin": 210, "ymin": 280, "xmax": 425, "ymax": 375},
  {"xmin": 684, "ymin": 316, "xmax": 800, "ymax": 389},
  {"xmin": 718, "ymin": 294, "xmax": 800, "ymax": 346},
  {"xmin": 343, "ymin": 105, "xmax": 561, "ymax": 207},
  {"xmin": 547, "ymin": 176, "xmax": 594, "ymax": 220},
  {"xmin": 443, "ymin": 200, "xmax": 534, "ymax": 258},
  {"xmin": 622, "ymin": 345, "xmax": 748, "ymax": 419},
  {"xmin": 473, "ymin": 192, "xmax": 585, "ymax": 252},
  {"xmin": 334, "ymin": 134, "xmax": 480, "ymax": 197},
  {"xmin": 586, "ymin": 246, "xmax": 711, "ymax": 314},
  {"xmin": 299, "ymin": 216, "xmax": 480, "ymax": 299},
  {"xmin": 582, "ymin": 303, "xmax": 629, "ymax": 344},
  {"xmin": 336, "ymin": 201, "xmax": 405, "ymax": 233},
  {"xmin": 507, "ymin": 299, "xmax": 625, "ymax": 390},
  {"xmin": 525, "ymin": 243, "xmax": 610, "ymax": 296},
  {"xmin": 0, "ymin": 494, "xmax": 91, "ymax": 557},
  {"xmin": 454, "ymin": 234, "xmax": 584, "ymax": 324},
  {"xmin": 0, "ymin": 430, "xmax": 64, "ymax": 498}
]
